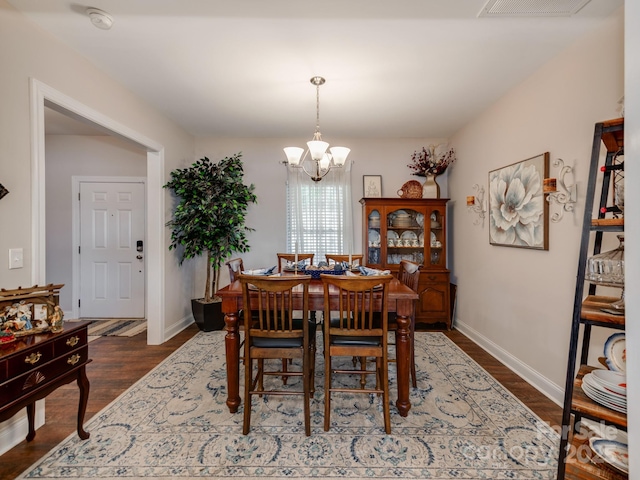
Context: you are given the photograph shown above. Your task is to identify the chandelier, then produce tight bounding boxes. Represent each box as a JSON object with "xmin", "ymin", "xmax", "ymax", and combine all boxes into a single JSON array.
[{"xmin": 283, "ymin": 76, "xmax": 350, "ymax": 182}]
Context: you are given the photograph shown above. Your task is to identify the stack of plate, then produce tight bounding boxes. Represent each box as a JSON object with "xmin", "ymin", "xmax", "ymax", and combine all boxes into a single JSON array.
[
  {"xmin": 391, "ymin": 210, "xmax": 412, "ymax": 227},
  {"xmin": 581, "ymin": 369, "xmax": 626, "ymax": 414}
]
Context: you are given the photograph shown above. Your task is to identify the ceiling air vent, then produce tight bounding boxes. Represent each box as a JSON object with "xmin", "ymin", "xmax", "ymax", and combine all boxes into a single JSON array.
[{"xmin": 478, "ymin": 0, "xmax": 593, "ymax": 17}]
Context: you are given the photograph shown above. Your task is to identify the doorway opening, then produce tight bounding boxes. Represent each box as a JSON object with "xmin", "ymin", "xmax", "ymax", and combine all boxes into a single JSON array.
[{"xmin": 30, "ymin": 78, "xmax": 166, "ymax": 344}]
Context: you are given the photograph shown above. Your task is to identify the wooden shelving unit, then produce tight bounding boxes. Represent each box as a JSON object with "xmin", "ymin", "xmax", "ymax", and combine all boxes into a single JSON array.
[{"xmin": 557, "ymin": 119, "xmax": 627, "ymax": 479}]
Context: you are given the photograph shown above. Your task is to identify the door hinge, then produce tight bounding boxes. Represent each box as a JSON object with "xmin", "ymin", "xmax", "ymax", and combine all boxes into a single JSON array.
[
  {"xmin": 78, "ymin": 299, "xmax": 81, "ymax": 307},
  {"xmin": 78, "ymin": 246, "xmax": 81, "ymax": 254}
]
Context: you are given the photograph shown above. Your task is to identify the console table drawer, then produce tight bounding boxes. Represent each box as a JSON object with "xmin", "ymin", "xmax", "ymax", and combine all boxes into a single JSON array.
[
  {"xmin": 4, "ymin": 343, "xmax": 55, "ymax": 380},
  {"xmin": 54, "ymin": 329, "xmax": 88, "ymax": 355},
  {"xmin": 0, "ymin": 345, "xmax": 89, "ymax": 405}
]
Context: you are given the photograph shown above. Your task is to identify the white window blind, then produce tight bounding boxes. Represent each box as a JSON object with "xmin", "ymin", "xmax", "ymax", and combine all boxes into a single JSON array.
[{"xmin": 286, "ymin": 163, "xmax": 353, "ymax": 264}]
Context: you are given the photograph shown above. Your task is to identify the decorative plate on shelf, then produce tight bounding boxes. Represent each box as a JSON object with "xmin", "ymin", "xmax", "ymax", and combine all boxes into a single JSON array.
[
  {"xmin": 397, "ymin": 180, "xmax": 423, "ymax": 199},
  {"xmin": 368, "ymin": 229, "xmax": 380, "ymax": 245},
  {"xmin": 604, "ymin": 332, "xmax": 626, "ymax": 372},
  {"xmin": 589, "ymin": 438, "xmax": 629, "ymax": 474},
  {"xmin": 416, "ymin": 213, "xmax": 424, "ymax": 227},
  {"xmin": 400, "ymin": 230, "xmax": 418, "ymax": 243}
]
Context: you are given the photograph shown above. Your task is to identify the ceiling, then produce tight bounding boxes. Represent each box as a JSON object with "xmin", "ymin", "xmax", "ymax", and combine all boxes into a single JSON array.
[{"xmin": 8, "ymin": 0, "xmax": 623, "ymax": 138}]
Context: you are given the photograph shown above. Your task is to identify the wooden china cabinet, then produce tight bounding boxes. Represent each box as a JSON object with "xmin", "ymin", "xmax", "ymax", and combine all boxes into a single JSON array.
[{"xmin": 360, "ymin": 197, "xmax": 451, "ymax": 329}]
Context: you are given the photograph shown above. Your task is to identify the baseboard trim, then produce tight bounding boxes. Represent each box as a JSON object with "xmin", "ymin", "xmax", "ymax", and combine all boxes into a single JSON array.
[
  {"xmin": 0, "ymin": 400, "xmax": 45, "ymax": 456},
  {"xmin": 163, "ymin": 314, "xmax": 195, "ymax": 342},
  {"xmin": 455, "ymin": 319, "xmax": 564, "ymax": 407}
]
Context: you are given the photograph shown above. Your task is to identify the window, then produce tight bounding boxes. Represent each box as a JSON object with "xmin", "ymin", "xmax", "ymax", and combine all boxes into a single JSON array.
[{"xmin": 286, "ymin": 163, "xmax": 353, "ymax": 264}]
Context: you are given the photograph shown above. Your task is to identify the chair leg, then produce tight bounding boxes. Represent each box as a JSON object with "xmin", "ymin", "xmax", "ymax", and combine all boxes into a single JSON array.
[
  {"xmin": 310, "ymin": 339, "xmax": 316, "ymax": 398},
  {"xmin": 243, "ymin": 356, "xmax": 252, "ymax": 435},
  {"xmin": 410, "ymin": 332, "xmax": 417, "ymax": 388},
  {"xmin": 303, "ymin": 349, "xmax": 311, "ymax": 436},
  {"xmin": 324, "ymin": 350, "xmax": 331, "ymax": 431},
  {"xmin": 360, "ymin": 356, "xmax": 367, "ymax": 389},
  {"xmin": 257, "ymin": 359, "xmax": 265, "ymax": 396},
  {"xmin": 282, "ymin": 359, "xmax": 289, "ymax": 384},
  {"xmin": 381, "ymin": 356, "xmax": 391, "ymax": 434}
]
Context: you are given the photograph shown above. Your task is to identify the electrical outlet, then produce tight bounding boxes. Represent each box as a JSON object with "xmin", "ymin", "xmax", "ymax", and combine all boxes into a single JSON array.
[{"xmin": 9, "ymin": 248, "xmax": 23, "ymax": 269}]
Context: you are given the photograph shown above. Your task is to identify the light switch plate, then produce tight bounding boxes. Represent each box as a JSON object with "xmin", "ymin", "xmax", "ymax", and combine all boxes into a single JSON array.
[{"xmin": 9, "ymin": 248, "xmax": 23, "ymax": 269}]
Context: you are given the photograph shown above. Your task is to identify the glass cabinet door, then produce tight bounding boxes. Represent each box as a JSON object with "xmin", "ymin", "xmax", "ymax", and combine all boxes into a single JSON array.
[
  {"xmin": 366, "ymin": 209, "xmax": 382, "ymax": 265},
  {"xmin": 428, "ymin": 208, "xmax": 445, "ymax": 267},
  {"xmin": 386, "ymin": 208, "xmax": 424, "ymax": 266}
]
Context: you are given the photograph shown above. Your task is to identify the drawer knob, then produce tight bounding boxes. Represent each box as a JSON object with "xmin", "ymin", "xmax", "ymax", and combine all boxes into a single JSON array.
[
  {"xmin": 24, "ymin": 352, "xmax": 42, "ymax": 365},
  {"xmin": 66, "ymin": 336, "xmax": 80, "ymax": 347},
  {"xmin": 67, "ymin": 354, "xmax": 81, "ymax": 366}
]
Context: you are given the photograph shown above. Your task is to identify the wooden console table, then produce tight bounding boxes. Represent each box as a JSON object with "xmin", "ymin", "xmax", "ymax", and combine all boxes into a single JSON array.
[{"xmin": 0, "ymin": 321, "xmax": 92, "ymax": 442}]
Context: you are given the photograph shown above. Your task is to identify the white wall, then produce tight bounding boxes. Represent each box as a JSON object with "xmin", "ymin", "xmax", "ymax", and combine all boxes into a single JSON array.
[
  {"xmin": 449, "ymin": 8, "xmax": 624, "ymax": 403},
  {"xmin": 0, "ymin": 0, "xmax": 195, "ymax": 453},
  {"xmin": 45, "ymin": 135, "xmax": 147, "ymax": 312},
  {"xmin": 194, "ymin": 137, "xmax": 450, "ymax": 289}
]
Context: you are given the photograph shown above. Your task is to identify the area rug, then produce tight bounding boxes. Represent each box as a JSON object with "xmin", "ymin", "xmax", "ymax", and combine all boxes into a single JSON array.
[
  {"xmin": 87, "ymin": 319, "xmax": 147, "ymax": 338},
  {"xmin": 17, "ymin": 332, "xmax": 559, "ymax": 479}
]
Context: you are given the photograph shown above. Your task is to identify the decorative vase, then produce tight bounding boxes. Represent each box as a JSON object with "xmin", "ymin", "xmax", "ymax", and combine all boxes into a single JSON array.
[{"xmin": 422, "ymin": 174, "xmax": 440, "ymax": 199}]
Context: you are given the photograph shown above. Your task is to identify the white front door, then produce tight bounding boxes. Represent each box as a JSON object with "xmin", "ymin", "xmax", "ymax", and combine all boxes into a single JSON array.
[{"xmin": 79, "ymin": 181, "xmax": 145, "ymax": 318}]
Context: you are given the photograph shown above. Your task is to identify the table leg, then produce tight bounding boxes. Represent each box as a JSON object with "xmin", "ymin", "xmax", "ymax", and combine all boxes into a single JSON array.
[
  {"xmin": 224, "ymin": 311, "xmax": 241, "ymax": 413},
  {"xmin": 394, "ymin": 314, "xmax": 412, "ymax": 417},
  {"xmin": 25, "ymin": 402, "xmax": 36, "ymax": 441},
  {"xmin": 76, "ymin": 366, "xmax": 90, "ymax": 439}
]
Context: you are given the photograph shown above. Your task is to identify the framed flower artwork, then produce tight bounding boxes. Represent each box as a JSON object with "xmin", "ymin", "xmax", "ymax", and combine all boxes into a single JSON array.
[{"xmin": 488, "ymin": 152, "xmax": 549, "ymax": 250}]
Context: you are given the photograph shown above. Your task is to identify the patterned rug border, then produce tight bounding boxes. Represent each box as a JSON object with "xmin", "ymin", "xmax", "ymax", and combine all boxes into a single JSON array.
[{"xmin": 17, "ymin": 331, "xmax": 560, "ymax": 480}]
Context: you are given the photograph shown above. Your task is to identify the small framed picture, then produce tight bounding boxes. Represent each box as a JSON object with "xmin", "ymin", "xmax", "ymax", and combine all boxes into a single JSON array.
[{"xmin": 363, "ymin": 175, "xmax": 382, "ymax": 198}]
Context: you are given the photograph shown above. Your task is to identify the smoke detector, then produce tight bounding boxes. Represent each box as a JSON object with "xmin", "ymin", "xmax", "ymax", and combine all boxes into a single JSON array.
[{"xmin": 86, "ymin": 7, "xmax": 114, "ymax": 30}]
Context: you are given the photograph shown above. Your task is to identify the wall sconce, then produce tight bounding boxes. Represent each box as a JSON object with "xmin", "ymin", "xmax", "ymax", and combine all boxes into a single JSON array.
[
  {"xmin": 467, "ymin": 184, "xmax": 486, "ymax": 226},
  {"xmin": 544, "ymin": 158, "xmax": 576, "ymax": 223}
]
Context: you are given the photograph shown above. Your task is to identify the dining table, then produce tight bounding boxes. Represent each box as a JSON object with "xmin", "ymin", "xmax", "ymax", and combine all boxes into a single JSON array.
[{"xmin": 217, "ymin": 274, "xmax": 418, "ymax": 417}]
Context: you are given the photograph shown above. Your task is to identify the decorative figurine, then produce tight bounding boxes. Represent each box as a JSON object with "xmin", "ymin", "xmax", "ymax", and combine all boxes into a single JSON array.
[{"xmin": 50, "ymin": 305, "xmax": 64, "ymax": 333}]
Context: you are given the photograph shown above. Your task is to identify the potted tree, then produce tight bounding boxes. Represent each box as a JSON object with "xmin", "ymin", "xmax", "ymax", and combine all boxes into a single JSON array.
[{"xmin": 165, "ymin": 153, "xmax": 257, "ymax": 331}]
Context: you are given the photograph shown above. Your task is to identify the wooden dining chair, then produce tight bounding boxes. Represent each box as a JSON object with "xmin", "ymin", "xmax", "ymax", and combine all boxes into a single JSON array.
[
  {"xmin": 390, "ymin": 260, "xmax": 421, "ymax": 387},
  {"xmin": 277, "ymin": 253, "xmax": 314, "ymax": 272},
  {"xmin": 325, "ymin": 254, "xmax": 364, "ymax": 267},
  {"xmin": 225, "ymin": 257, "xmax": 244, "ymax": 283},
  {"xmin": 321, "ymin": 273, "xmax": 394, "ymax": 434},
  {"xmin": 239, "ymin": 274, "xmax": 314, "ymax": 436}
]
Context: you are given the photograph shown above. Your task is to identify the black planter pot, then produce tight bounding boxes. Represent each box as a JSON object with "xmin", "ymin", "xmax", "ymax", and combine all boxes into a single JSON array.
[{"xmin": 191, "ymin": 298, "xmax": 225, "ymax": 331}]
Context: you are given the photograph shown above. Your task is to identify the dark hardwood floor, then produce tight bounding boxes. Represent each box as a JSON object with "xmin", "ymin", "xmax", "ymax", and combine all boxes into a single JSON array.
[{"xmin": 0, "ymin": 324, "xmax": 561, "ymax": 480}]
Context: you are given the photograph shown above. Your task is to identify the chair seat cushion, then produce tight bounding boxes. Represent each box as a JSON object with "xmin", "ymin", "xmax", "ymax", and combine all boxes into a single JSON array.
[
  {"xmin": 253, "ymin": 336, "xmax": 304, "ymax": 348},
  {"xmin": 330, "ymin": 335, "xmax": 381, "ymax": 346}
]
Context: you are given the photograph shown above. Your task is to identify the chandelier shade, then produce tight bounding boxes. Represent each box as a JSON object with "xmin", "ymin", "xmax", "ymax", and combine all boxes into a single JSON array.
[{"xmin": 283, "ymin": 76, "xmax": 350, "ymax": 182}]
